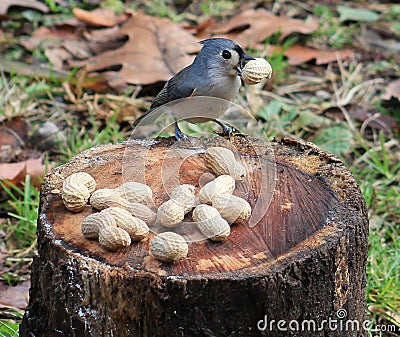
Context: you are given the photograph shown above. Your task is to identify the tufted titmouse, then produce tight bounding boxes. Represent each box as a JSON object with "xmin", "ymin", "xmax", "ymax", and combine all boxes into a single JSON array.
[{"xmin": 132, "ymin": 38, "xmax": 255, "ymax": 139}]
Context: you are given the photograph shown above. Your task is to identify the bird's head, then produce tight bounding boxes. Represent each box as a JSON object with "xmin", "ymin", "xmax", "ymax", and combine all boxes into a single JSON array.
[{"xmin": 196, "ymin": 38, "xmax": 255, "ymax": 78}]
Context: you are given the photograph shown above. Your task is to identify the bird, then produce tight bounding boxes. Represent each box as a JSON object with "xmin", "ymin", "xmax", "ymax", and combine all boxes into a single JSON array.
[{"xmin": 132, "ymin": 38, "xmax": 255, "ymax": 140}]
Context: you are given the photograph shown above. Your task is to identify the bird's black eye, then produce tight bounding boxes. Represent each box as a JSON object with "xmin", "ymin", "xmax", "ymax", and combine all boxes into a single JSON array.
[{"xmin": 221, "ymin": 50, "xmax": 232, "ymax": 59}]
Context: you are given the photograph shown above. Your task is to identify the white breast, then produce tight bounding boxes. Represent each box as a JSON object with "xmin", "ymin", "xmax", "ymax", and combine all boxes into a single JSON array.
[{"xmin": 196, "ymin": 76, "xmax": 241, "ymax": 102}]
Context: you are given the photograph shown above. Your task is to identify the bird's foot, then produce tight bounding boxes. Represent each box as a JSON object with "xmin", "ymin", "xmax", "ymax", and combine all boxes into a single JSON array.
[
  {"xmin": 174, "ymin": 123, "xmax": 187, "ymax": 141},
  {"xmin": 214, "ymin": 120, "xmax": 247, "ymax": 137}
]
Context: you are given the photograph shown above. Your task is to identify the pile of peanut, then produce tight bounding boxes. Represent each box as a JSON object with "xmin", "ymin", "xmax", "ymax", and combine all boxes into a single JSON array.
[{"xmin": 61, "ymin": 146, "xmax": 252, "ymax": 262}]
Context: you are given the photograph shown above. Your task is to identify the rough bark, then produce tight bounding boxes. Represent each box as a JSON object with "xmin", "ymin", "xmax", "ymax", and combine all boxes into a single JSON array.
[{"xmin": 20, "ymin": 136, "xmax": 369, "ymax": 337}]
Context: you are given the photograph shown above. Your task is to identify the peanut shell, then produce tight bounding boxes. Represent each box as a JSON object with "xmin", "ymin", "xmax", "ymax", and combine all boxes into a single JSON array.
[
  {"xmin": 170, "ymin": 184, "xmax": 196, "ymax": 214},
  {"xmin": 212, "ymin": 194, "xmax": 252, "ymax": 224},
  {"xmin": 150, "ymin": 232, "xmax": 188, "ymax": 262},
  {"xmin": 157, "ymin": 199, "xmax": 185, "ymax": 228},
  {"xmin": 81, "ymin": 212, "xmax": 117, "ymax": 239},
  {"xmin": 101, "ymin": 207, "xmax": 149, "ymax": 241},
  {"xmin": 242, "ymin": 58, "xmax": 272, "ymax": 85},
  {"xmin": 64, "ymin": 172, "xmax": 96, "ymax": 194},
  {"xmin": 128, "ymin": 202, "xmax": 157, "ymax": 224},
  {"xmin": 99, "ymin": 225, "xmax": 131, "ymax": 251},
  {"xmin": 193, "ymin": 204, "xmax": 230, "ymax": 241},
  {"xmin": 117, "ymin": 181, "xmax": 153, "ymax": 204},
  {"xmin": 198, "ymin": 175, "xmax": 235, "ymax": 204},
  {"xmin": 62, "ymin": 181, "xmax": 90, "ymax": 212},
  {"xmin": 204, "ymin": 147, "xmax": 246, "ymax": 180},
  {"xmin": 90, "ymin": 188, "xmax": 122, "ymax": 210}
]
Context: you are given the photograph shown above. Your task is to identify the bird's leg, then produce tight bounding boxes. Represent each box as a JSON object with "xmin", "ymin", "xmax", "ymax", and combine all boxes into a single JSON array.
[
  {"xmin": 214, "ymin": 119, "xmax": 246, "ymax": 137},
  {"xmin": 174, "ymin": 121, "xmax": 187, "ymax": 140}
]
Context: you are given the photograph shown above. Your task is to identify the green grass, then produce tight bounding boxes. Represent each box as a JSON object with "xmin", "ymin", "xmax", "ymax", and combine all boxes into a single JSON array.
[
  {"xmin": 367, "ymin": 224, "xmax": 399, "ymax": 327},
  {"xmin": 57, "ymin": 111, "xmax": 127, "ymax": 164},
  {"xmin": 0, "ymin": 320, "xmax": 19, "ymax": 337},
  {"xmin": 349, "ymin": 133, "xmax": 400, "ymax": 333},
  {"xmin": 0, "ymin": 302, "xmax": 22, "ymax": 336},
  {"xmin": 312, "ymin": 4, "xmax": 361, "ymax": 49},
  {"xmin": 0, "ymin": 175, "xmax": 40, "ymax": 250},
  {"xmin": 199, "ymin": 0, "xmax": 235, "ymax": 18}
]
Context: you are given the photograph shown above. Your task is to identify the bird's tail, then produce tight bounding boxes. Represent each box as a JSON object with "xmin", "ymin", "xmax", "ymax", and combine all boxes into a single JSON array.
[
  {"xmin": 132, "ymin": 108, "xmax": 159, "ymax": 127},
  {"xmin": 132, "ymin": 112, "xmax": 146, "ymax": 127}
]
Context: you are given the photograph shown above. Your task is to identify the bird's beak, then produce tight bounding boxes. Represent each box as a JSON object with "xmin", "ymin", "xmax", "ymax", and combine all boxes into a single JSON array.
[
  {"xmin": 242, "ymin": 54, "xmax": 256, "ymax": 62},
  {"xmin": 237, "ymin": 53, "xmax": 255, "ymax": 76}
]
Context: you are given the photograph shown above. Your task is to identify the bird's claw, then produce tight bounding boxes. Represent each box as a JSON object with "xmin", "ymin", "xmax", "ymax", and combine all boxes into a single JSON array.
[
  {"xmin": 214, "ymin": 121, "xmax": 247, "ymax": 137},
  {"xmin": 174, "ymin": 123, "xmax": 187, "ymax": 141}
]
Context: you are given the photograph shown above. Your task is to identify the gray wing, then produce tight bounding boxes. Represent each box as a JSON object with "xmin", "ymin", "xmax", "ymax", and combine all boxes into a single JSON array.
[
  {"xmin": 150, "ymin": 67, "xmax": 196, "ymax": 109},
  {"xmin": 133, "ymin": 67, "xmax": 196, "ymax": 126}
]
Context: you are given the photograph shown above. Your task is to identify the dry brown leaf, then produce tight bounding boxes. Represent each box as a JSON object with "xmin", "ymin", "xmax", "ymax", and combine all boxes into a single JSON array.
[
  {"xmin": 63, "ymin": 40, "xmax": 92, "ymax": 60},
  {"xmin": 0, "ymin": 116, "xmax": 29, "ymax": 148},
  {"xmin": 44, "ymin": 48, "xmax": 71, "ymax": 70},
  {"xmin": 323, "ymin": 105, "xmax": 398, "ymax": 135},
  {"xmin": 20, "ymin": 26, "xmax": 82, "ymax": 51},
  {"xmin": 73, "ymin": 8, "xmax": 129, "ymax": 27},
  {"xmin": 0, "ymin": 118, "xmax": 49, "ymax": 187},
  {"xmin": 0, "ymin": 116, "xmax": 30, "ymax": 163},
  {"xmin": 270, "ymin": 45, "xmax": 355, "ymax": 65},
  {"xmin": 205, "ymin": 9, "xmax": 318, "ymax": 48},
  {"xmin": 0, "ymin": 155, "xmax": 48, "ymax": 188},
  {"xmin": 184, "ymin": 18, "xmax": 216, "ymax": 36},
  {"xmin": 0, "ymin": 280, "xmax": 30, "ymax": 309},
  {"xmin": 382, "ymin": 79, "xmax": 400, "ymax": 101},
  {"xmin": 86, "ymin": 26, "xmax": 126, "ymax": 54},
  {"xmin": 0, "ymin": 0, "xmax": 48, "ymax": 16},
  {"xmin": 20, "ymin": 25, "xmax": 92, "ymax": 70},
  {"xmin": 79, "ymin": 12, "xmax": 199, "ymax": 89},
  {"xmin": 0, "ymin": 161, "xmax": 27, "ymax": 186}
]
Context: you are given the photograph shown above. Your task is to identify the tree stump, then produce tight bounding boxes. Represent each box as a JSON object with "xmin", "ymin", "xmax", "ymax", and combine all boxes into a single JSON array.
[{"xmin": 20, "ymin": 136, "xmax": 368, "ymax": 337}]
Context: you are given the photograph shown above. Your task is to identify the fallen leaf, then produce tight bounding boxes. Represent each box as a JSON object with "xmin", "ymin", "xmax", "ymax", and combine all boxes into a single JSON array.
[
  {"xmin": 73, "ymin": 72, "xmax": 114, "ymax": 92},
  {"xmin": 63, "ymin": 40, "xmax": 93, "ymax": 60},
  {"xmin": 78, "ymin": 12, "xmax": 199, "ymax": 90},
  {"xmin": 323, "ymin": 105, "xmax": 398, "ymax": 135},
  {"xmin": 20, "ymin": 26, "xmax": 82, "ymax": 51},
  {"xmin": 270, "ymin": 44, "xmax": 355, "ymax": 65},
  {"xmin": 26, "ymin": 155, "xmax": 49, "ymax": 188},
  {"xmin": 184, "ymin": 18, "xmax": 216, "ymax": 36},
  {"xmin": 0, "ymin": 161, "xmax": 26, "ymax": 182},
  {"xmin": 0, "ymin": 116, "xmax": 29, "ymax": 148},
  {"xmin": 382, "ymin": 79, "xmax": 400, "ymax": 101},
  {"xmin": 0, "ymin": 154, "xmax": 48, "ymax": 188},
  {"xmin": 86, "ymin": 26, "xmax": 126, "ymax": 55},
  {"xmin": 0, "ymin": 118, "xmax": 50, "ymax": 188},
  {"xmin": 44, "ymin": 48, "xmax": 72, "ymax": 70},
  {"xmin": 0, "ymin": 0, "xmax": 48, "ymax": 16},
  {"xmin": 20, "ymin": 25, "xmax": 92, "ymax": 71},
  {"xmin": 0, "ymin": 281, "xmax": 30, "ymax": 309},
  {"xmin": 0, "ymin": 117, "xmax": 30, "ymax": 163},
  {"xmin": 205, "ymin": 9, "xmax": 318, "ymax": 48},
  {"xmin": 73, "ymin": 7, "xmax": 129, "ymax": 27}
]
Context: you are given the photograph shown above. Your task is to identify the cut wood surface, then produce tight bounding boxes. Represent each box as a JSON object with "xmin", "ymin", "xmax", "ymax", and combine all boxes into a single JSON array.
[{"xmin": 20, "ymin": 136, "xmax": 368, "ymax": 337}]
